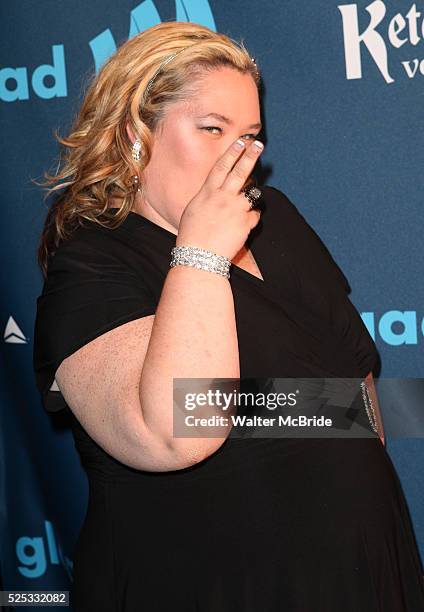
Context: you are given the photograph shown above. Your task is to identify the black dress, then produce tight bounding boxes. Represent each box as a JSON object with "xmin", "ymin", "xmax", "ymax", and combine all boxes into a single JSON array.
[{"xmin": 33, "ymin": 185, "xmax": 424, "ymax": 611}]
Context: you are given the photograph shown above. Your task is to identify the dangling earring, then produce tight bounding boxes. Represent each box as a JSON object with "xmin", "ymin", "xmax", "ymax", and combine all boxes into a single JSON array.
[
  {"xmin": 132, "ymin": 139, "xmax": 142, "ymax": 162},
  {"xmin": 132, "ymin": 174, "xmax": 141, "ymax": 193}
]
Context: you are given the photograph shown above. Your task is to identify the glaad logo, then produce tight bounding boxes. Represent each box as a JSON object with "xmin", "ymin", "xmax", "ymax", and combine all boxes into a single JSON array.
[
  {"xmin": 16, "ymin": 520, "xmax": 72, "ymax": 579},
  {"xmin": 361, "ymin": 310, "xmax": 423, "ymax": 345},
  {"xmin": 90, "ymin": 0, "xmax": 216, "ymax": 73},
  {"xmin": 0, "ymin": 45, "xmax": 66, "ymax": 102},
  {"xmin": 338, "ymin": 0, "xmax": 424, "ymax": 82},
  {"xmin": 0, "ymin": 0, "xmax": 215, "ymax": 102}
]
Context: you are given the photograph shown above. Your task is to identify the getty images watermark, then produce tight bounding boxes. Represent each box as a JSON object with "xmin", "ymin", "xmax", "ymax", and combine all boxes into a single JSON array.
[{"xmin": 172, "ymin": 377, "xmax": 424, "ymax": 440}]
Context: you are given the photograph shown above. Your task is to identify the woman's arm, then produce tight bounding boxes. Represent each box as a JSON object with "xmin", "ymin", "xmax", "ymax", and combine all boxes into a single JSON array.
[
  {"xmin": 55, "ymin": 265, "xmax": 239, "ymax": 473},
  {"xmin": 365, "ymin": 371, "xmax": 385, "ymax": 446},
  {"xmin": 139, "ymin": 263, "xmax": 240, "ymax": 464}
]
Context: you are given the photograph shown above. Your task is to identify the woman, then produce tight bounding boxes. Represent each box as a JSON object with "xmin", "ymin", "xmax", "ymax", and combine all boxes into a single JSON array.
[{"xmin": 33, "ymin": 21, "xmax": 424, "ymax": 611}]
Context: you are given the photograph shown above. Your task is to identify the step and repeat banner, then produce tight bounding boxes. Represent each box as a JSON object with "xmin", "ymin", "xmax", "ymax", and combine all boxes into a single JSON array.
[{"xmin": 1, "ymin": 0, "xmax": 423, "ymax": 603}]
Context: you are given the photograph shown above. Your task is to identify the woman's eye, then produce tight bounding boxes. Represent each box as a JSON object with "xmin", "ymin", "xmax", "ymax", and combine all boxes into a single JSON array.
[
  {"xmin": 202, "ymin": 126, "xmax": 223, "ymax": 134},
  {"xmin": 201, "ymin": 127, "xmax": 258, "ymax": 140}
]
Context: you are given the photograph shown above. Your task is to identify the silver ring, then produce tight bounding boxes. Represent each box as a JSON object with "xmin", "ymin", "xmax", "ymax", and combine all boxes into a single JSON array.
[{"xmin": 242, "ymin": 186, "xmax": 262, "ymax": 210}]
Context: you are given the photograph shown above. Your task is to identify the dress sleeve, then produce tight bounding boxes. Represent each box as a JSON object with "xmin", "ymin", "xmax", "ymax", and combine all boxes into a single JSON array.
[
  {"xmin": 264, "ymin": 185, "xmax": 379, "ymax": 378},
  {"xmin": 33, "ymin": 231, "xmax": 157, "ymax": 413},
  {"xmin": 264, "ymin": 185, "xmax": 351, "ymax": 293}
]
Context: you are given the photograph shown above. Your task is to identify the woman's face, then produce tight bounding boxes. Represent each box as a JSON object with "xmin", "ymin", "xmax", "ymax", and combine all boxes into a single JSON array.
[{"xmin": 136, "ymin": 66, "xmax": 262, "ymax": 234}]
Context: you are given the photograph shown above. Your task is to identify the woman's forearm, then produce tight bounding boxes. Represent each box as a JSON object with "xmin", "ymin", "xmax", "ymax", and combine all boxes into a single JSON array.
[
  {"xmin": 138, "ymin": 264, "xmax": 239, "ymax": 464},
  {"xmin": 365, "ymin": 371, "xmax": 385, "ymax": 446}
]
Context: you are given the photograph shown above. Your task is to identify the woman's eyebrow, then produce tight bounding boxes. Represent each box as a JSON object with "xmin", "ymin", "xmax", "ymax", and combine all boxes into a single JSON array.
[{"xmin": 196, "ymin": 112, "xmax": 262, "ymax": 130}]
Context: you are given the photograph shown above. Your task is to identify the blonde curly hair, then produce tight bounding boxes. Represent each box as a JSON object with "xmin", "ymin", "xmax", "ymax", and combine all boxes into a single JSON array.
[{"xmin": 36, "ymin": 21, "xmax": 261, "ymax": 278}]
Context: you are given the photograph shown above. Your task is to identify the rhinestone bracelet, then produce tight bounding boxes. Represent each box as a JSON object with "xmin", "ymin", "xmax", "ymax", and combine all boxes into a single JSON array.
[{"xmin": 170, "ymin": 245, "xmax": 231, "ymax": 279}]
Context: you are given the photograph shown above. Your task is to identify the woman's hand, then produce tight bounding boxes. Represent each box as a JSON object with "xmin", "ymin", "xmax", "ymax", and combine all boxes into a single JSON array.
[{"xmin": 176, "ymin": 139, "xmax": 264, "ymax": 261}]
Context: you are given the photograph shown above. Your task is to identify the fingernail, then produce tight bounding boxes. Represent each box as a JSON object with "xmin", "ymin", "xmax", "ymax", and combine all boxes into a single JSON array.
[
  {"xmin": 253, "ymin": 140, "xmax": 264, "ymax": 151},
  {"xmin": 235, "ymin": 139, "xmax": 245, "ymax": 148}
]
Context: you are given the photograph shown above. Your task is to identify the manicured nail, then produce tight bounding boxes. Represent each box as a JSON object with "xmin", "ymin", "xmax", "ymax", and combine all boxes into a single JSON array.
[
  {"xmin": 253, "ymin": 140, "xmax": 264, "ymax": 150},
  {"xmin": 235, "ymin": 139, "xmax": 245, "ymax": 148}
]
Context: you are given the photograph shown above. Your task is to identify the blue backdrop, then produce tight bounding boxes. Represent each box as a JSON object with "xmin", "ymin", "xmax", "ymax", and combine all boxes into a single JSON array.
[{"xmin": 1, "ymin": 0, "xmax": 423, "ymax": 606}]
